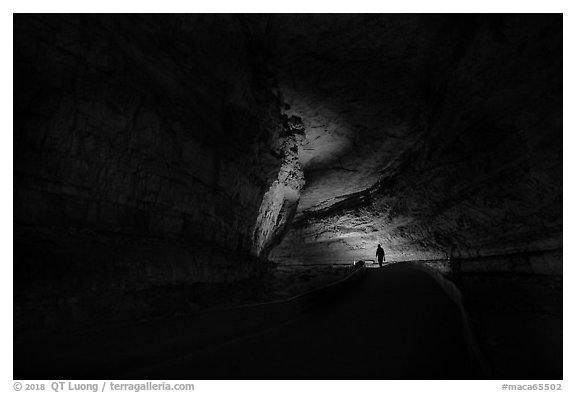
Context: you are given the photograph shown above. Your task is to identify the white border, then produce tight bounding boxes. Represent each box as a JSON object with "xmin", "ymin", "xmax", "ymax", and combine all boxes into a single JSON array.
[{"xmin": 3, "ymin": 3, "xmax": 571, "ymax": 392}]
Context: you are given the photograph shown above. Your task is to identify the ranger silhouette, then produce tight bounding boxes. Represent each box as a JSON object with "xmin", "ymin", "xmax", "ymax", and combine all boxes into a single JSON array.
[{"xmin": 376, "ymin": 244, "xmax": 385, "ymax": 268}]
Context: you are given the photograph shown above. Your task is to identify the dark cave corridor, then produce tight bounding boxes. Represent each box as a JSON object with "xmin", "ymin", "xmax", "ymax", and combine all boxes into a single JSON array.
[{"xmin": 13, "ymin": 14, "xmax": 562, "ymax": 380}]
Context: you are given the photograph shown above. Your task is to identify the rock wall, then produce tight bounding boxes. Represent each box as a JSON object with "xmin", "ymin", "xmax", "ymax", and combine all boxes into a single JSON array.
[
  {"xmin": 14, "ymin": 14, "xmax": 292, "ymax": 332},
  {"xmin": 13, "ymin": 14, "xmax": 562, "ymax": 333},
  {"xmin": 269, "ymin": 15, "xmax": 562, "ymax": 272},
  {"xmin": 252, "ymin": 116, "xmax": 305, "ymax": 257},
  {"xmin": 457, "ymin": 248, "xmax": 562, "ymax": 276}
]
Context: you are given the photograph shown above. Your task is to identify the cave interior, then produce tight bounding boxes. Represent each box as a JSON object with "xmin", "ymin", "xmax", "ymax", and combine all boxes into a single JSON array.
[{"xmin": 13, "ymin": 14, "xmax": 562, "ymax": 380}]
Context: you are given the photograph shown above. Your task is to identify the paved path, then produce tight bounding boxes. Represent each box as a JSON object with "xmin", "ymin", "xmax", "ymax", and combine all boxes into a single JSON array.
[{"xmin": 127, "ymin": 263, "xmax": 474, "ymax": 379}]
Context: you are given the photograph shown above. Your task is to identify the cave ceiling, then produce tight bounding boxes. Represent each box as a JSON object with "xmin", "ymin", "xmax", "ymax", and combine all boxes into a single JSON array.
[{"xmin": 266, "ymin": 14, "xmax": 562, "ymax": 263}]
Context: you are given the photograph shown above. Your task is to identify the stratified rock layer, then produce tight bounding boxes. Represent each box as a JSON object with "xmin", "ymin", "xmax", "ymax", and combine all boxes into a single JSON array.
[
  {"xmin": 14, "ymin": 14, "xmax": 562, "ymax": 333},
  {"xmin": 269, "ymin": 14, "xmax": 562, "ymax": 267},
  {"xmin": 252, "ymin": 116, "xmax": 305, "ymax": 257},
  {"xmin": 14, "ymin": 15, "xmax": 291, "ymax": 331}
]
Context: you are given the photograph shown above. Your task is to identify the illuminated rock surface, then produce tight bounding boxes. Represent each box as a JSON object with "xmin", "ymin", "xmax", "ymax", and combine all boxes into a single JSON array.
[
  {"xmin": 268, "ymin": 14, "xmax": 562, "ymax": 265},
  {"xmin": 13, "ymin": 14, "xmax": 562, "ymax": 380}
]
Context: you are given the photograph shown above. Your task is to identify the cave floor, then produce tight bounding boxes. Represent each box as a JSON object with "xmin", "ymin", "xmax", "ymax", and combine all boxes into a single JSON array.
[{"xmin": 16, "ymin": 264, "xmax": 478, "ymax": 379}]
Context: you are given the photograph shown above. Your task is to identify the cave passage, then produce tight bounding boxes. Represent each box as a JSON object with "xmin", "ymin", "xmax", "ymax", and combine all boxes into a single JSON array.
[
  {"xmin": 13, "ymin": 14, "xmax": 562, "ymax": 380},
  {"xmin": 127, "ymin": 264, "xmax": 476, "ymax": 380},
  {"xmin": 15, "ymin": 264, "xmax": 477, "ymax": 380}
]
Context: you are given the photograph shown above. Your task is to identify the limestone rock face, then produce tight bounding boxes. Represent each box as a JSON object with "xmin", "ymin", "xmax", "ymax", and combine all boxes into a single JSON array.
[
  {"xmin": 268, "ymin": 14, "xmax": 562, "ymax": 265},
  {"xmin": 252, "ymin": 116, "xmax": 305, "ymax": 257},
  {"xmin": 13, "ymin": 15, "xmax": 290, "ymax": 330},
  {"xmin": 14, "ymin": 14, "xmax": 562, "ymax": 331}
]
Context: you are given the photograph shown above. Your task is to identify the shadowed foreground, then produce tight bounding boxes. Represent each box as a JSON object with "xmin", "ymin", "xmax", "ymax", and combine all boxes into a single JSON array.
[
  {"xmin": 129, "ymin": 263, "xmax": 474, "ymax": 379},
  {"xmin": 15, "ymin": 263, "xmax": 478, "ymax": 379}
]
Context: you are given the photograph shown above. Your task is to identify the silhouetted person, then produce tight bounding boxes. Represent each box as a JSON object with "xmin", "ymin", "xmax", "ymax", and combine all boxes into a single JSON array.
[{"xmin": 376, "ymin": 244, "xmax": 385, "ymax": 268}]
